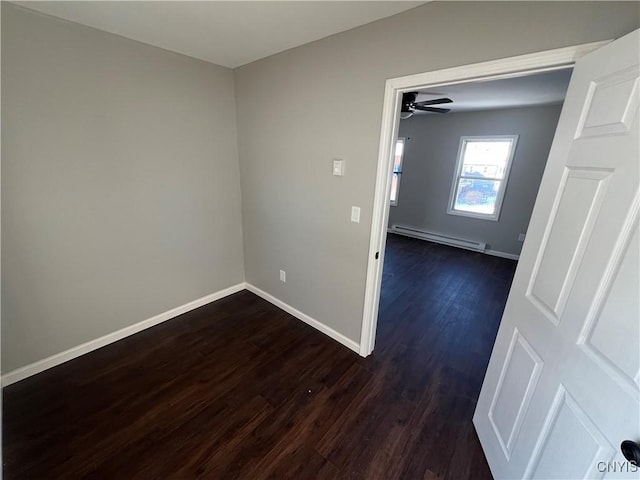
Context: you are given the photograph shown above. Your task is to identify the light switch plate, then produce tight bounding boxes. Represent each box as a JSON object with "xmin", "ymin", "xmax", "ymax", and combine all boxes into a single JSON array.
[
  {"xmin": 333, "ymin": 159, "xmax": 344, "ymax": 176},
  {"xmin": 351, "ymin": 206, "xmax": 361, "ymax": 223}
]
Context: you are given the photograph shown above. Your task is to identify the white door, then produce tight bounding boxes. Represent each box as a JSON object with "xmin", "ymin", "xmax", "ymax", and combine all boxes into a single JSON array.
[{"xmin": 474, "ymin": 30, "xmax": 640, "ymax": 480}]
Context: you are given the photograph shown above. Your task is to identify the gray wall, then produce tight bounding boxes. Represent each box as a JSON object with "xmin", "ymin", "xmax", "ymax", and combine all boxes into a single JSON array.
[
  {"xmin": 235, "ymin": 2, "xmax": 639, "ymax": 344},
  {"xmin": 389, "ymin": 105, "xmax": 564, "ymax": 256},
  {"xmin": 2, "ymin": 2, "xmax": 639, "ymax": 372},
  {"xmin": 2, "ymin": 4, "xmax": 245, "ymax": 372}
]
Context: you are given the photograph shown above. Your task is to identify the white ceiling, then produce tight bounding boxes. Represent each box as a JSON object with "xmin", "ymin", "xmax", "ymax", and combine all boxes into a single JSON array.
[
  {"xmin": 14, "ymin": 1, "xmax": 424, "ymax": 68},
  {"xmin": 411, "ymin": 68, "xmax": 573, "ymax": 115}
]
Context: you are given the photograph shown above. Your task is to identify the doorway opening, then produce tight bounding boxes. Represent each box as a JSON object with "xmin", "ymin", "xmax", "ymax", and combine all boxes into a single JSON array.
[
  {"xmin": 359, "ymin": 41, "xmax": 609, "ymax": 358},
  {"xmin": 380, "ymin": 68, "xmax": 575, "ymax": 358}
]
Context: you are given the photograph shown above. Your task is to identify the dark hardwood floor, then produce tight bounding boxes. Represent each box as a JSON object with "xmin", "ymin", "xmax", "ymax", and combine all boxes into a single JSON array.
[{"xmin": 3, "ymin": 234, "xmax": 517, "ymax": 479}]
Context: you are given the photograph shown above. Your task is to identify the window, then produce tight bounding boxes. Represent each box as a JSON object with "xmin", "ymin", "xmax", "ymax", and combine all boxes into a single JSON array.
[
  {"xmin": 448, "ymin": 135, "xmax": 518, "ymax": 221},
  {"xmin": 390, "ymin": 138, "xmax": 405, "ymax": 206}
]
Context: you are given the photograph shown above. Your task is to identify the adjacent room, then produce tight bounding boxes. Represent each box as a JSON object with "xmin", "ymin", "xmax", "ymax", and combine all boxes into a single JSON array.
[
  {"xmin": 388, "ymin": 70, "xmax": 572, "ymax": 260},
  {"xmin": 371, "ymin": 71, "xmax": 571, "ymax": 473},
  {"xmin": 2, "ymin": 2, "xmax": 639, "ymax": 479}
]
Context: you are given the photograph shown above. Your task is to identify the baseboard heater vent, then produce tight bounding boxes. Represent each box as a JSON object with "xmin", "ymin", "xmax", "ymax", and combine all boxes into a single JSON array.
[{"xmin": 389, "ymin": 224, "xmax": 486, "ymax": 253}]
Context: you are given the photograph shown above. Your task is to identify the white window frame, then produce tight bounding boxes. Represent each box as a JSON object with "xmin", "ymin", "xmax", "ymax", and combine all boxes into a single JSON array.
[
  {"xmin": 447, "ymin": 135, "xmax": 518, "ymax": 221},
  {"xmin": 390, "ymin": 137, "xmax": 406, "ymax": 206}
]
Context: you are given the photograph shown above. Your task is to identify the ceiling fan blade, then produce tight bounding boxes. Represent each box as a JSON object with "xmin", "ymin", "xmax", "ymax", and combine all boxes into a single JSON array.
[
  {"xmin": 413, "ymin": 106, "xmax": 451, "ymax": 113},
  {"xmin": 414, "ymin": 97, "xmax": 453, "ymax": 106}
]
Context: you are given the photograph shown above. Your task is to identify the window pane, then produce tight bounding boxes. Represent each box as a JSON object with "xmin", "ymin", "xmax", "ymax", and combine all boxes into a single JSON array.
[
  {"xmin": 391, "ymin": 138, "xmax": 405, "ymax": 204},
  {"xmin": 462, "ymin": 140, "xmax": 513, "ymax": 179},
  {"xmin": 395, "ymin": 139, "xmax": 404, "ymax": 157},
  {"xmin": 393, "ymin": 141, "xmax": 404, "ymax": 173},
  {"xmin": 390, "ymin": 173, "xmax": 399, "ymax": 203},
  {"xmin": 393, "ymin": 155, "xmax": 402, "ymax": 173},
  {"xmin": 454, "ymin": 179, "xmax": 500, "ymax": 215}
]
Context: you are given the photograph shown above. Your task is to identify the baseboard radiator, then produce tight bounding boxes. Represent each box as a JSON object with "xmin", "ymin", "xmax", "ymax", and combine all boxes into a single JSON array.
[{"xmin": 389, "ymin": 224, "xmax": 486, "ymax": 253}]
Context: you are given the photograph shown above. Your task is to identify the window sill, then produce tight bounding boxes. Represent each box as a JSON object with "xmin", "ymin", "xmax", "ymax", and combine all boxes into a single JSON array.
[{"xmin": 447, "ymin": 208, "xmax": 500, "ymax": 221}]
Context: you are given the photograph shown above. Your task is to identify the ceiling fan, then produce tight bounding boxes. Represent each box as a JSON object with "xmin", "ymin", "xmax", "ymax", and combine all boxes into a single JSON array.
[{"xmin": 400, "ymin": 92, "xmax": 453, "ymax": 119}]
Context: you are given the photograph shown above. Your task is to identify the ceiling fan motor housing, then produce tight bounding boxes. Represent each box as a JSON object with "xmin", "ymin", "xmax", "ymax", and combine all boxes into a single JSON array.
[{"xmin": 401, "ymin": 92, "xmax": 453, "ymax": 115}]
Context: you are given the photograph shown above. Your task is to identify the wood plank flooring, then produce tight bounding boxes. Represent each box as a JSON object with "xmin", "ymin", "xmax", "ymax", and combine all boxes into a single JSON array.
[{"xmin": 3, "ymin": 234, "xmax": 517, "ymax": 479}]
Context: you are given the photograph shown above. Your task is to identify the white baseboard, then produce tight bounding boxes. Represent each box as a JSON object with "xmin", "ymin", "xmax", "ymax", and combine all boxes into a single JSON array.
[
  {"xmin": 1, "ymin": 283, "xmax": 246, "ymax": 387},
  {"xmin": 3, "ymin": 281, "xmax": 361, "ymax": 387},
  {"xmin": 245, "ymin": 283, "xmax": 361, "ymax": 354},
  {"xmin": 485, "ymin": 249, "xmax": 520, "ymax": 261}
]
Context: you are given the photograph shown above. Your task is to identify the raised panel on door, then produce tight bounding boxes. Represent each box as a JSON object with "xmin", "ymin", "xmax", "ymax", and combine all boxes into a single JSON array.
[
  {"xmin": 576, "ymin": 65, "xmax": 639, "ymax": 138},
  {"xmin": 527, "ymin": 168, "xmax": 612, "ymax": 325},
  {"xmin": 524, "ymin": 386, "xmax": 616, "ymax": 480},
  {"xmin": 578, "ymin": 217, "xmax": 640, "ymax": 398},
  {"xmin": 488, "ymin": 329, "xmax": 543, "ymax": 459}
]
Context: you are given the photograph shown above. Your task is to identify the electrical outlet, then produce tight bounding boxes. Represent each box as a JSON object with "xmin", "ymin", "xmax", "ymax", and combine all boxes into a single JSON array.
[
  {"xmin": 279, "ymin": 270, "xmax": 286, "ymax": 282},
  {"xmin": 518, "ymin": 233, "xmax": 526, "ymax": 242}
]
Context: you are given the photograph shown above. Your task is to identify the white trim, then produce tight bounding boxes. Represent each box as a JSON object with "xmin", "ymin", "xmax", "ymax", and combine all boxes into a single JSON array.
[
  {"xmin": 1, "ymin": 283, "xmax": 246, "ymax": 387},
  {"xmin": 360, "ymin": 78, "xmax": 402, "ymax": 356},
  {"xmin": 2, "ymin": 281, "xmax": 363, "ymax": 386},
  {"xmin": 485, "ymin": 249, "xmax": 521, "ymax": 261},
  {"xmin": 447, "ymin": 135, "xmax": 519, "ymax": 222},
  {"xmin": 245, "ymin": 283, "xmax": 360, "ymax": 354},
  {"xmin": 360, "ymin": 40, "xmax": 611, "ymax": 357}
]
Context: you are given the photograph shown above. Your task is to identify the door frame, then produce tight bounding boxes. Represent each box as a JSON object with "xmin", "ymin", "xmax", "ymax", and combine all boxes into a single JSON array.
[{"xmin": 359, "ymin": 40, "xmax": 611, "ymax": 357}]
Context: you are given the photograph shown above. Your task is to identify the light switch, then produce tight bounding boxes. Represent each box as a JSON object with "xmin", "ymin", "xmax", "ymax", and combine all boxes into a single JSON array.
[
  {"xmin": 333, "ymin": 158, "xmax": 344, "ymax": 176},
  {"xmin": 351, "ymin": 206, "xmax": 361, "ymax": 223}
]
